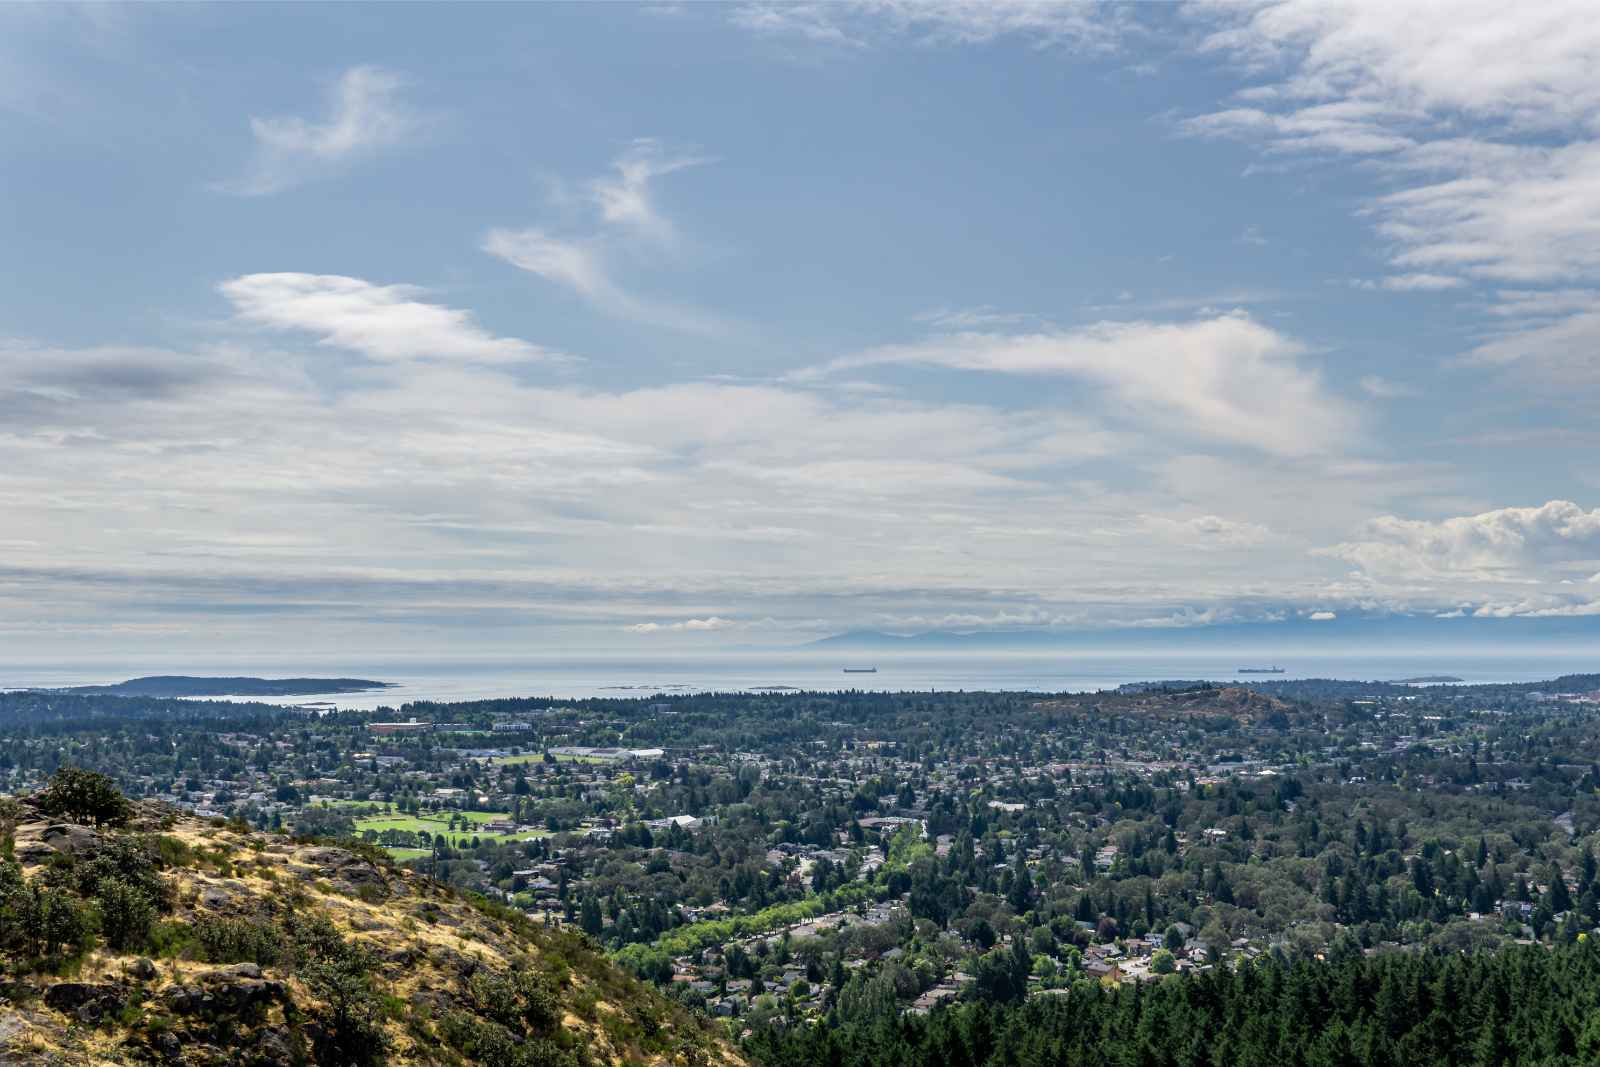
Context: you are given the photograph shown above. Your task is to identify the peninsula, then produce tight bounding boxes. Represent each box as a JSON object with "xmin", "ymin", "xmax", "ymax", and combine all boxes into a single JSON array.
[{"xmin": 42, "ymin": 675, "xmax": 395, "ymax": 698}]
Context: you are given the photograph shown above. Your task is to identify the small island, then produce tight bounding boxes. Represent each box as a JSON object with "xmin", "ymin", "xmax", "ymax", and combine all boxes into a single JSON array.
[
  {"xmin": 1389, "ymin": 675, "xmax": 1466, "ymax": 684},
  {"xmin": 45, "ymin": 675, "xmax": 395, "ymax": 698}
]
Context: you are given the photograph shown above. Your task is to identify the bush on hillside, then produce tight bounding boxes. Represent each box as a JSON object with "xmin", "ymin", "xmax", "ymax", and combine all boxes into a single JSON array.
[{"xmin": 35, "ymin": 767, "xmax": 132, "ymax": 828}]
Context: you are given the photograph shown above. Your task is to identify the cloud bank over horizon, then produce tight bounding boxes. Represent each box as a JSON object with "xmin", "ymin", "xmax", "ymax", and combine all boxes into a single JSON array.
[{"xmin": 3, "ymin": 3, "xmax": 1597, "ymax": 657}]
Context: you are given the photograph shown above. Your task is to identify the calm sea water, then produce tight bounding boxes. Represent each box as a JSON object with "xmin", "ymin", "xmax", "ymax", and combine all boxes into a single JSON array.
[{"xmin": 2, "ymin": 651, "xmax": 1595, "ymax": 711}]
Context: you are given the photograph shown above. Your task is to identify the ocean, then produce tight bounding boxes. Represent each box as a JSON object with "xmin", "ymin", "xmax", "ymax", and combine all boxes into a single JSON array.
[{"xmin": 2, "ymin": 650, "xmax": 1595, "ymax": 711}]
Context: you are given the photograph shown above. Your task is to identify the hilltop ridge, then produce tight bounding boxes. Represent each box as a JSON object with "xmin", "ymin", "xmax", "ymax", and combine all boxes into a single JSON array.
[{"xmin": 0, "ymin": 775, "xmax": 740, "ymax": 1067}]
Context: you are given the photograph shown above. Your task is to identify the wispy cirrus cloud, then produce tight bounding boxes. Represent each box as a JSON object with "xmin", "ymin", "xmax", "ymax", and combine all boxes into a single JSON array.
[
  {"xmin": 729, "ymin": 1, "xmax": 1126, "ymax": 52},
  {"xmin": 1468, "ymin": 299, "xmax": 1600, "ymax": 390},
  {"xmin": 588, "ymin": 138, "xmax": 711, "ymax": 241},
  {"xmin": 1183, "ymin": 3, "xmax": 1600, "ymax": 396},
  {"xmin": 1187, "ymin": 5, "xmax": 1600, "ymax": 334},
  {"xmin": 480, "ymin": 229, "xmax": 726, "ymax": 337},
  {"xmin": 1357, "ymin": 375, "xmax": 1415, "ymax": 400},
  {"xmin": 220, "ymin": 66, "xmax": 424, "ymax": 196},
  {"xmin": 483, "ymin": 139, "xmax": 729, "ymax": 335}
]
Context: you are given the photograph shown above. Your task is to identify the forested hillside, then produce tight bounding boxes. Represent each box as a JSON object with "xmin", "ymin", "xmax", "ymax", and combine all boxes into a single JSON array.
[{"xmin": 750, "ymin": 941, "xmax": 1600, "ymax": 1067}]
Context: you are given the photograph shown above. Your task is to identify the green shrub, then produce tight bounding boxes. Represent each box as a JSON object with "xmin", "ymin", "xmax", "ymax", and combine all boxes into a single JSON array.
[
  {"xmin": 0, "ymin": 860, "xmax": 93, "ymax": 965},
  {"xmin": 0, "ymin": 798, "xmax": 24, "ymax": 836},
  {"xmin": 440, "ymin": 1010, "xmax": 581, "ymax": 1067},
  {"xmin": 153, "ymin": 836, "xmax": 194, "ymax": 868},
  {"xmin": 193, "ymin": 914, "xmax": 284, "ymax": 965},
  {"xmin": 61, "ymin": 835, "xmax": 171, "ymax": 911},
  {"xmin": 301, "ymin": 960, "xmax": 388, "ymax": 1067},
  {"xmin": 35, "ymin": 767, "xmax": 132, "ymax": 828},
  {"xmin": 466, "ymin": 968, "xmax": 564, "ymax": 1034},
  {"xmin": 37, "ymin": 885, "xmax": 93, "ymax": 960},
  {"xmin": 284, "ymin": 913, "xmax": 387, "ymax": 1067},
  {"xmin": 95, "ymin": 876, "xmax": 157, "ymax": 951},
  {"xmin": 146, "ymin": 920, "xmax": 195, "ymax": 959}
]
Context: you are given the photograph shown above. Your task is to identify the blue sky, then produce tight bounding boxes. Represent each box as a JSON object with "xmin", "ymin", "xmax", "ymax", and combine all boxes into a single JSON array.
[{"xmin": 4, "ymin": 2, "xmax": 1600, "ymax": 657}]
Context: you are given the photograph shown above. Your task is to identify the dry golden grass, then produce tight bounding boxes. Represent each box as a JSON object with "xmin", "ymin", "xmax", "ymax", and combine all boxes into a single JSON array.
[{"xmin": 2, "ymin": 813, "xmax": 743, "ymax": 1067}]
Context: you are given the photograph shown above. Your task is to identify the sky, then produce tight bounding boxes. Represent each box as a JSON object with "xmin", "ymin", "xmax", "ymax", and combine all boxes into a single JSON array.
[{"xmin": 4, "ymin": 1, "xmax": 1600, "ymax": 659}]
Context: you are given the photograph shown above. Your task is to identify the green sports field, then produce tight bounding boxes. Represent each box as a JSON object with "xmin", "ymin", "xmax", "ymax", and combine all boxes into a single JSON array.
[{"xmin": 351, "ymin": 805, "xmax": 549, "ymax": 854}]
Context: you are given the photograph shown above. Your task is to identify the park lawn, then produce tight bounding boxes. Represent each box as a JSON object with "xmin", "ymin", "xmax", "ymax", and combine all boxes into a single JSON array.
[
  {"xmin": 352, "ymin": 814, "xmax": 433, "ymax": 834},
  {"xmin": 488, "ymin": 752, "xmax": 611, "ymax": 766},
  {"xmin": 354, "ymin": 806, "xmax": 506, "ymax": 828},
  {"xmin": 492, "ymin": 753, "xmax": 545, "ymax": 766},
  {"xmin": 385, "ymin": 847, "xmax": 430, "ymax": 861},
  {"xmin": 421, "ymin": 827, "xmax": 546, "ymax": 846},
  {"xmin": 353, "ymin": 806, "xmax": 551, "ymax": 849}
]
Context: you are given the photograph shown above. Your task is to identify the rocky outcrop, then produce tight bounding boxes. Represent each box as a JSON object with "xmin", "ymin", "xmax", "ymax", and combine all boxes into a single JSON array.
[
  {"xmin": 1, "ymin": 809, "xmax": 743, "ymax": 1067},
  {"xmin": 300, "ymin": 845, "xmax": 394, "ymax": 900},
  {"xmin": 43, "ymin": 981, "xmax": 127, "ymax": 1024}
]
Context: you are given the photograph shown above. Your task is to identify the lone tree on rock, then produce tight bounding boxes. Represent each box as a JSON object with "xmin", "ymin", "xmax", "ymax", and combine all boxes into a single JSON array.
[{"xmin": 36, "ymin": 766, "xmax": 132, "ymax": 828}]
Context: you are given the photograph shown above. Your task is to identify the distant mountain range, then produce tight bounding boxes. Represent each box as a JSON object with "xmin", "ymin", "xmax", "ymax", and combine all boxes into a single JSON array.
[
  {"xmin": 44, "ymin": 676, "xmax": 394, "ymax": 698},
  {"xmin": 808, "ymin": 613, "xmax": 1600, "ymax": 652}
]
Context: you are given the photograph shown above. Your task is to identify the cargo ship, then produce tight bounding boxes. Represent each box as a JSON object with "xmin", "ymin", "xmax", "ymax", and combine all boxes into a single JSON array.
[{"xmin": 842, "ymin": 666, "xmax": 878, "ymax": 674}]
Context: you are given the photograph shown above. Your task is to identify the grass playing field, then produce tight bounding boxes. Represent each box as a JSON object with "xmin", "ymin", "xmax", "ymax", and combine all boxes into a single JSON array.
[
  {"xmin": 491, "ymin": 752, "xmax": 610, "ymax": 766},
  {"xmin": 351, "ymin": 805, "xmax": 549, "ymax": 854}
]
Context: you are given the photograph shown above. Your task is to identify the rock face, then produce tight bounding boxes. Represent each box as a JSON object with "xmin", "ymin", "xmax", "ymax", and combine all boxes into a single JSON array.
[
  {"xmin": 163, "ymin": 969, "xmax": 284, "ymax": 1017},
  {"xmin": 301, "ymin": 846, "xmax": 393, "ymax": 900},
  {"xmin": 43, "ymin": 982, "xmax": 126, "ymax": 1024},
  {"xmin": 41, "ymin": 822, "xmax": 104, "ymax": 854}
]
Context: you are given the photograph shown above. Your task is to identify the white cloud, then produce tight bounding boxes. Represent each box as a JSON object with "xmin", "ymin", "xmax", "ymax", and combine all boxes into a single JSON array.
[
  {"xmin": 485, "ymin": 144, "xmax": 726, "ymax": 335},
  {"xmin": 1465, "ymin": 310, "xmax": 1600, "ymax": 374},
  {"xmin": 222, "ymin": 66, "xmax": 422, "ymax": 196},
  {"xmin": 730, "ymin": 1, "xmax": 1121, "ymax": 52},
  {"xmin": 480, "ymin": 230, "xmax": 611, "ymax": 306},
  {"xmin": 482, "ymin": 228, "xmax": 726, "ymax": 336},
  {"xmin": 914, "ymin": 306, "xmax": 1036, "ymax": 329},
  {"xmin": 730, "ymin": 3, "xmax": 869, "ymax": 48},
  {"xmin": 623, "ymin": 616, "xmax": 735, "ymax": 633},
  {"xmin": 589, "ymin": 138, "xmax": 709, "ymax": 240},
  {"xmin": 1128, "ymin": 605, "xmax": 1286, "ymax": 630},
  {"xmin": 7, "ymin": 300, "xmax": 1402, "ymax": 652},
  {"xmin": 1357, "ymin": 375, "xmax": 1414, "ymax": 400},
  {"xmin": 1188, "ymin": 4, "xmax": 1600, "ymax": 292},
  {"xmin": 1308, "ymin": 610, "xmax": 1337, "ymax": 620},
  {"xmin": 1183, "ymin": 100, "xmax": 1414, "ymax": 155},
  {"xmin": 1322, "ymin": 500, "xmax": 1600, "ymax": 580},
  {"xmin": 1140, "ymin": 513, "xmax": 1272, "ymax": 548},
  {"xmin": 800, "ymin": 312, "xmax": 1353, "ymax": 457},
  {"xmin": 1193, "ymin": 2, "xmax": 1600, "ymax": 131},
  {"xmin": 865, "ymin": 608, "xmax": 1088, "ymax": 631},
  {"xmin": 1376, "ymin": 140, "xmax": 1600, "ymax": 285},
  {"xmin": 1379, "ymin": 273, "xmax": 1465, "ymax": 291},
  {"xmin": 1453, "ymin": 289, "xmax": 1600, "ymax": 391},
  {"xmin": 1468, "ymin": 307, "xmax": 1600, "ymax": 389},
  {"xmin": 1488, "ymin": 289, "xmax": 1600, "ymax": 319},
  {"xmin": 219, "ymin": 273, "xmax": 554, "ymax": 364}
]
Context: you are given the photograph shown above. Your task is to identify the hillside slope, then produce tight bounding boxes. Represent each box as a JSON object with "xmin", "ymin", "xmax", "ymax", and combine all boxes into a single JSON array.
[{"xmin": 0, "ymin": 789, "xmax": 740, "ymax": 1067}]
